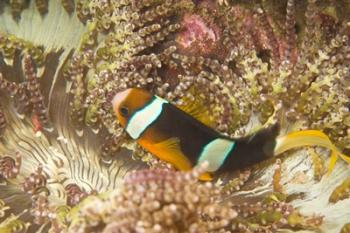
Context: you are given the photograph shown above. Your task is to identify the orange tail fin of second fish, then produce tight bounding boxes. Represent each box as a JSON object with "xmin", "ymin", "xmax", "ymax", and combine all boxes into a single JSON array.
[{"xmin": 274, "ymin": 130, "xmax": 350, "ymax": 175}]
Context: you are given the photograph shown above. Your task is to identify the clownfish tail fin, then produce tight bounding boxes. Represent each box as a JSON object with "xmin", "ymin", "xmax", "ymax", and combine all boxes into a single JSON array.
[{"xmin": 274, "ymin": 130, "xmax": 350, "ymax": 175}]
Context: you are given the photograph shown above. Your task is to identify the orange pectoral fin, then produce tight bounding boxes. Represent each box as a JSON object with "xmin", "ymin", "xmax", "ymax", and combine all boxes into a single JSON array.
[
  {"xmin": 140, "ymin": 137, "xmax": 193, "ymax": 171},
  {"xmin": 199, "ymin": 172, "xmax": 213, "ymax": 181}
]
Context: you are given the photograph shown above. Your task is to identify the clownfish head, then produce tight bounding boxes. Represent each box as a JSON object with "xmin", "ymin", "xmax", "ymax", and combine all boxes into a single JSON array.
[{"xmin": 111, "ymin": 88, "xmax": 153, "ymax": 127}]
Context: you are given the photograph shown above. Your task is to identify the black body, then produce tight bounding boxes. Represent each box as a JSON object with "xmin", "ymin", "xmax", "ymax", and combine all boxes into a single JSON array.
[{"xmin": 146, "ymin": 102, "xmax": 280, "ymax": 173}]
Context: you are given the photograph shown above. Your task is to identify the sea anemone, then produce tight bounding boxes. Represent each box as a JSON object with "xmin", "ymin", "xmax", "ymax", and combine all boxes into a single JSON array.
[{"xmin": 0, "ymin": 0, "xmax": 350, "ymax": 232}]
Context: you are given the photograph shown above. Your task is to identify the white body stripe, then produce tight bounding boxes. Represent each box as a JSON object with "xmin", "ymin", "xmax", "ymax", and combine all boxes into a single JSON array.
[
  {"xmin": 197, "ymin": 138, "xmax": 235, "ymax": 172},
  {"xmin": 126, "ymin": 97, "xmax": 168, "ymax": 139}
]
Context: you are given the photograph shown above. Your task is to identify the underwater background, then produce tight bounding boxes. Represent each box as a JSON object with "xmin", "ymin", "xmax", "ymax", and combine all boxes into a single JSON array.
[{"xmin": 0, "ymin": 0, "xmax": 350, "ymax": 232}]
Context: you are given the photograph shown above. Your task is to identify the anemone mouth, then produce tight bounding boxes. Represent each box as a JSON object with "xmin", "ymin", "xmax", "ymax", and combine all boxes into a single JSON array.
[{"xmin": 0, "ymin": 0, "xmax": 350, "ymax": 232}]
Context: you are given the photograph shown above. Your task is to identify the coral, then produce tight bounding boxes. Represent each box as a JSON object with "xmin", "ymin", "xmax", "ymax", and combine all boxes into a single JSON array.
[
  {"xmin": 21, "ymin": 165, "xmax": 47, "ymax": 195},
  {"xmin": 176, "ymin": 13, "xmax": 221, "ymax": 55},
  {"xmin": 35, "ymin": 0, "xmax": 48, "ymax": 15},
  {"xmin": 0, "ymin": 106, "xmax": 6, "ymax": 137},
  {"xmin": 342, "ymin": 223, "xmax": 350, "ymax": 233},
  {"xmin": 329, "ymin": 177, "xmax": 350, "ymax": 203},
  {"xmin": 61, "ymin": 0, "xmax": 75, "ymax": 14},
  {"xmin": 0, "ymin": 214, "xmax": 30, "ymax": 233},
  {"xmin": 68, "ymin": 164, "xmax": 323, "ymax": 233},
  {"xmin": 9, "ymin": 0, "xmax": 27, "ymax": 20},
  {"xmin": 231, "ymin": 198, "xmax": 323, "ymax": 232},
  {"xmin": 30, "ymin": 194, "xmax": 50, "ymax": 225},
  {"xmin": 221, "ymin": 169, "xmax": 251, "ymax": 193},
  {"xmin": 24, "ymin": 54, "xmax": 52, "ymax": 132},
  {"xmin": 69, "ymin": 164, "xmax": 238, "ymax": 232},
  {"xmin": 0, "ymin": 199, "xmax": 10, "ymax": 218},
  {"xmin": 0, "ymin": 32, "xmax": 45, "ymax": 66},
  {"xmin": 0, "ymin": 152, "xmax": 21, "ymax": 179},
  {"xmin": 0, "ymin": 0, "xmax": 349, "ymax": 232},
  {"xmin": 0, "ymin": 72, "xmax": 31, "ymax": 117},
  {"xmin": 65, "ymin": 183, "xmax": 91, "ymax": 207},
  {"xmin": 308, "ymin": 148, "xmax": 326, "ymax": 181},
  {"xmin": 272, "ymin": 159, "xmax": 283, "ymax": 193}
]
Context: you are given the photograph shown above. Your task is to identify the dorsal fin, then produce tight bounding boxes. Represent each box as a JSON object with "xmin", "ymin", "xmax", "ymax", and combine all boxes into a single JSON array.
[{"xmin": 176, "ymin": 95, "xmax": 215, "ymax": 128}]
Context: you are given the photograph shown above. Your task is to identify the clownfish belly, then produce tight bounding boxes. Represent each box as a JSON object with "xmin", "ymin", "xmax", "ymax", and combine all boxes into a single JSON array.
[
  {"xmin": 138, "ymin": 137, "xmax": 193, "ymax": 171},
  {"xmin": 137, "ymin": 136, "xmax": 216, "ymax": 181}
]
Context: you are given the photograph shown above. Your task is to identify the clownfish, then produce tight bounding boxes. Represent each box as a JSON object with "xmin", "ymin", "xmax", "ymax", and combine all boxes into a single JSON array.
[{"xmin": 112, "ymin": 88, "xmax": 350, "ymax": 180}]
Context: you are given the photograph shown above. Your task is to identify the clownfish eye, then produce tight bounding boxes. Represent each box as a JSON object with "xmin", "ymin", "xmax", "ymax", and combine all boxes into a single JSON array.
[{"xmin": 119, "ymin": 106, "xmax": 129, "ymax": 117}]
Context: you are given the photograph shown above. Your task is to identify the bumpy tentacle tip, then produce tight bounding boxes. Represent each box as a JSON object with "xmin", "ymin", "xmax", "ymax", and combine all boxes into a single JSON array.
[
  {"xmin": 43, "ymin": 126, "xmax": 54, "ymax": 133},
  {"xmin": 35, "ymin": 131, "xmax": 42, "ymax": 137},
  {"xmin": 75, "ymin": 128, "xmax": 84, "ymax": 137},
  {"xmin": 91, "ymin": 127, "xmax": 100, "ymax": 134},
  {"xmin": 194, "ymin": 160, "xmax": 214, "ymax": 181}
]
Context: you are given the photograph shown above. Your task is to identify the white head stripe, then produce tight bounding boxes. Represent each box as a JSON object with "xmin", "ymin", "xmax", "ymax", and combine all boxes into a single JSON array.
[
  {"xmin": 126, "ymin": 96, "xmax": 168, "ymax": 139},
  {"xmin": 197, "ymin": 138, "xmax": 235, "ymax": 172}
]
